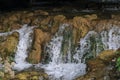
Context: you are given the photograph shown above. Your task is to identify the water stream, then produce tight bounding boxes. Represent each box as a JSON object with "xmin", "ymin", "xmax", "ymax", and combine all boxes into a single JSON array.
[
  {"xmin": 39, "ymin": 24, "xmax": 86, "ymax": 80},
  {"xmin": 0, "ymin": 24, "xmax": 120, "ymax": 80},
  {"xmin": 13, "ymin": 25, "xmax": 35, "ymax": 71}
]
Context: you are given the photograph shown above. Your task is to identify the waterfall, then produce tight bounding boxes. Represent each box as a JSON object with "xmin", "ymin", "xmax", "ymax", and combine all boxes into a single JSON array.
[
  {"xmin": 101, "ymin": 26, "xmax": 120, "ymax": 50},
  {"xmin": 0, "ymin": 25, "xmax": 35, "ymax": 71},
  {"xmin": 74, "ymin": 26, "xmax": 120, "ymax": 62},
  {"xmin": 0, "ymin": 23, "xmax": 120, "ymax": 80},
  {"xmin": 39, "ymin": 24, "xmax": 86, "ymax": 80},
  {"xmin": 13, "ymin": 25, "xmax": 35, "ymax": 71},
  {"xmin": 39, "ymin": 25, "xmax": 120, "ymax": 80}
]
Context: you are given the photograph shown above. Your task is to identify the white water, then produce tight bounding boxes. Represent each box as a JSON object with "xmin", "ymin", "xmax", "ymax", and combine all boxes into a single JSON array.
[
  {"xmin": 0, "ymin": 24, "xmax": 120, "ymax": 80},
  {"xmin": 0, "ymin": 25, "xmax": 35, "ymax": 71},
  {"xmin": 34, "ymin": 25, "xmax": 120, "ymax": 80},
  {"xmin": 12, "ymin": 25, "xmax": 120, "ymax": 80},
  {"xmin": 13, "ymin": 25, "xmax": 35, "ymax": 71},
  {"xmin": 73, "ymin": 26, "xmax": 120, "ymax": 62},
  {"xmin": 73, "ymin": 31, "xmax": 98, "ymax": 62},
  {"xmin": 39, "ymin": 24, "xmax": 86, "ymax": 80},
  {"xmin": 101, "ymin": 26, "xmax": 120, "ymax": 50}
]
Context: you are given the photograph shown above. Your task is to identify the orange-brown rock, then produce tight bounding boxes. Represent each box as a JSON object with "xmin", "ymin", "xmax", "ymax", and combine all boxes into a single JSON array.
[
  {"xmin": 39, "ymin": 16, "xmax": 53, "ymax": 31},
  {"xmin": 76, "ymin": 58, "xmax": 107, "ymax": 80},
  {"xmin": 73, "ymin": 16, "xmax": 90, "ymax": 38},
  {"xmin": 8, "ymin": 15, "xmax": 18, "ymax": 22},
  {"xmin": 15, "ymin": 71, "xmax": 48, "ymax": 80},
  {"xmin": 76, "ymin": 50, "xmax": 117, "ymax": 80},
  {"xmin": 34, "ymin": 10, "xmax": 49, "ymax": 16},
  {"xmin": 10, "ymin": 23, "xmax": 21, "ymax": 30},
  {"xmin": 0, "ymin": 32, "xmax": 19, "ymax": 59},
  {"xmin": 84, "ymin": 14, "xmax": 98, "ymax": 21},
  {"xmin": 51, "ymin": 15, "xmax": 66, "ymax": 34},
  {"xmin": 97, "ymin": 50, "xmax": 116, "ymax": 61},
  {"xmin": 27, "ymin": 29, "xmax": 51, "ymax": 64},
  {"xmin": 39, "ymin": 15, "xmax": 66, "ymax": 34},
  {"xmin": 94, "ymin": 20, "xmax": 111, "ymax": 32},
  {"xmin": 72, "ymin": 16, "xmax": 90, "ymax": 45}
]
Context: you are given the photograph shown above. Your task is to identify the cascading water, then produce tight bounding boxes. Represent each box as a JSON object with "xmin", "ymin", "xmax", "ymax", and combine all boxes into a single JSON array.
[
  {"xmin": 13, "ymin": 25, "xmax": 35, "ymax": 71},
  {"xmin": 39, "ymin": 24, "xmax": 86, "ymax": 80},
  {"xmin": 74, "ymin": 26, "xmax": 120, "ymax": 62},
  {"xmin": 0, "ymin": 25, "xmax": 35, "ymax": 71},
  {"xmin": 101, "ymin": 26, "xmax": 120, "ymax": 50},
  {"xmin": 39, "ymin": 24, "xmax": 120, "ymax": 80},
  {"xmin": 0, "ymin": 23, "xmax": 120, "ymax": 80}
]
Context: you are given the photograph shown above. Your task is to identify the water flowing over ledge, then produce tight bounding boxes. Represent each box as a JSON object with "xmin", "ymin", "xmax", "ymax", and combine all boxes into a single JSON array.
[
  {"xmin": 0, "ymin": 23, "xmax": 120, "ymax": 80},
  {"xmin": 39, "ymin": 24, "xmax": 86, "ymax": 80},
  {"xmin": 13, "ymin": 25, "xmax": 35, "ymax": 71},
  {"xmin": 39, "ymin": 24, "xmax": 120, "ymax": 80},
  {"xmin": 0, "ymin": 25, "xmax": 35, "ymax": 71}
]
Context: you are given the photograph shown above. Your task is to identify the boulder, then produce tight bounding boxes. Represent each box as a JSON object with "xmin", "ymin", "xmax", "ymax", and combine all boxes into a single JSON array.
[
  {"xmin": 27, "ymin": 29, "xmax": 51, "ymax": 64},
  {"xmin": 72, "ymin": 16, "xmax": 90, "ymax": 45},
  {"xmin": 97, "ymin": 50, "xmax": 116, "ymax": 61},
  {"xmin": 84, "ymin": 14, "xmax": 98, "ymax": 20},
  {"xmin": 51, "ymin": 15, "xmax": 66, "ymax": 34},
  {"xmin": 15, "ymin": 71, "xmax": 48, "ymax": 80},
  {"xmin": 73, "ymin": 16, "xmax": 90, "ymax": 38},
  {"xmin": 0, "ymin": 32, "xmax": 19, "ymax": 59},
  {"xmin": 76, "ymin": 50, "xmax": 117, "ymax": 80}
]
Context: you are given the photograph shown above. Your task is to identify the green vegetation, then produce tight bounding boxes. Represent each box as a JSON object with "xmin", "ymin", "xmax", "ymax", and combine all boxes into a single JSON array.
[{"xmin": 116, "ymin": 50, "xmax": 120, "ymax": 71}]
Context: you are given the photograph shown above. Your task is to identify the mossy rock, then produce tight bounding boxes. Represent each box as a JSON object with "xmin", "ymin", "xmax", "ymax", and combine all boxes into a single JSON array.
[
  {"xmin": 15, "ymin": 71, "xmax": 48, "ymax": 80},
  {"xmin": 0, "ymin": 32, "xmax": 19, "ymax": 60}
]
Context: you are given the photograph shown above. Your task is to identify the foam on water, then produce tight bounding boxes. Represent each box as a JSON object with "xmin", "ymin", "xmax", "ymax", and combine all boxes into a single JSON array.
[
  {"xmin": 101, "ymin": 26, "xmax": 120, "ymax": 50},
  {"xmin": 40, "ymin": 24, "xmax": 86, "ymax": 80},
  {"xmin": 13, "ymin": 25, "xmax": 35, "ymax": 71},
  {"xmin": 0, "ymin": 24, "xmax": 120, "ymax": 80}
]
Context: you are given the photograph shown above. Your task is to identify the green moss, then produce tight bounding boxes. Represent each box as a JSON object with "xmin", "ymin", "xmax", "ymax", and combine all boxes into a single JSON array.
[
  {"xmin": 61, "ymin": 26, "xmax": 73, "ymax": 62},
  {"xmin": 115, "ymin": 50, "xmax": 120, "ymax": 71},
  {"xmin": 0, "ymin": 77, "xmax": 2, "ymax": 80},
  {"xmin": 116, "ymin": 57, "xmax": 120, "ymax": 71}
]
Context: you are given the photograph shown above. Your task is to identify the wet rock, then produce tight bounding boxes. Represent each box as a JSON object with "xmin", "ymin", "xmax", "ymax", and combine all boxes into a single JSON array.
[
  {"xmin": 27, "ymin": 29, "xmax": 51, "ymax": 64},
  {"xmin": 15, "ymin": 71, "xmax": 48, "ymax": 80},
  {"xmin": 72, "ymin": 16, "xmax": 90, "ymax": 45},
  {"xmin": 76, "ymin": 59, "xmax": 107, "ymax": 80},
  {"xmin": 111, "ymin": 14, "xmax": 120, "ymax": 20},
  {"xmin": 39, "ymin": 16, "xmax": 53, "ymax": 31},
  {"xmin": 10, "ymin": 23, "xmax": 21, "ymax": 30},
  {"xmin": 94, "ymin": 20, "xmax": 112, "ymax": 32},
  {"xmin": 39, "ymin": 15, "xmax": 66, "ymax": 34},
  {"xmin": 97, "ymin": 50, "xmax": 116, "ymax": 61},
  {"xmin": 51, "ymin": 15, "xmax": 66, "ymax": 34},
  {"xmin": 0, "ymin": 25, "xmax": 4, "ymax": 32},
  {"xmin": 8, "ymin": 15, "xmax": 18, "ymax": 22},
  {"xmin": 0, "ymin": 32, "xmax": 19, "ymax": 59},
  {"xmin": 84, "ymin": 14, "xmax": 98, "ymax": 20},
  {"xmin": 34, "ymin": 10, "xmax": 49, "ymax": 16},
  {"xmin": 73, "ymin": 16, "xmax": 90, "ymax": 38},
  {"xmin": 76, "ymin": 50, "xmax": 118, "ymax": 80}
]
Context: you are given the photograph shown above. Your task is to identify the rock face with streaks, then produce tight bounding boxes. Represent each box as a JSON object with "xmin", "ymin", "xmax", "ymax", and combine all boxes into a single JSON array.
[{"xmin": 27, "ymin": 29, "xmax": 51, "ymax": 64}]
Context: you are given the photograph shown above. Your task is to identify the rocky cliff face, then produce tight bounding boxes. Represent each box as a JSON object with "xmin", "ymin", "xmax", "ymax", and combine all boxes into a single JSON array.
[{"xmin": 0, "ymin": 10, "xmax": 120, "ymax": 80}]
